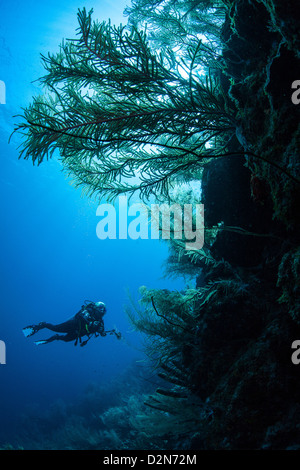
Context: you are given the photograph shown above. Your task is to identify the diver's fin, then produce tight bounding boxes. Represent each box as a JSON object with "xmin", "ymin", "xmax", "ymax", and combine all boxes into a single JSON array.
[
  {"xmin": 34, "ymin": 340, "xmax": 48, "ymax": 346},
  {"xmin": 22, "ymin": 322, "xmax": 46, "ymax": 338},
  {"xmin": 22, "ymin": 326, "xmax": 35, "ymax": 338}
]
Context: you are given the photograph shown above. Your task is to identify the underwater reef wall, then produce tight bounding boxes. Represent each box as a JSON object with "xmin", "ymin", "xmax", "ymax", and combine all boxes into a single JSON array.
[
  {"xmin": 201, "ymin": 0, "xmax": 300, "ymax": 448},
  {"xmin": 128, "ymin": 0, "xmax": 300, "ymax": 450}
]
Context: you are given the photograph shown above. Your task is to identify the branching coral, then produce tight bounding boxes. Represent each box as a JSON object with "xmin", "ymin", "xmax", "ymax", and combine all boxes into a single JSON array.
[
  {"xmin": 13, "ymin": 6, "xmax": 237, "ymax": 202},
  {"xmin": 126, "ymin": 270, "xmax": 257, "ymax": 442}
]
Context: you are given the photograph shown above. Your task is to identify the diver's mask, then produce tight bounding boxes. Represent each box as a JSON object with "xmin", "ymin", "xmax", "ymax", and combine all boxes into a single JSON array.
[{"xmin": 95, "ymin": 301, "xmax": 107, "ymax": 316}]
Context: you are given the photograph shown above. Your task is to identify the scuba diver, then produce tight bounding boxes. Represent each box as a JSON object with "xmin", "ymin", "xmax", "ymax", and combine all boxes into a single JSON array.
[{"xmin": 22, "ymin": 301, "xmax": 121, "ymax": 346}]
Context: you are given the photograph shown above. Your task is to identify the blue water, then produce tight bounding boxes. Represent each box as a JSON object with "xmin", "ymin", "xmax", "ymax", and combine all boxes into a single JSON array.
[{"xmin": 0, "ymin": 0, "xmax": 184, "ymax": 445}]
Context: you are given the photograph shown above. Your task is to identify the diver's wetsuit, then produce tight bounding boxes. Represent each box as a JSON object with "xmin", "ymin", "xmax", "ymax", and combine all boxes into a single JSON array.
[
  {"xmin": 23, "ymin": 301, "xmax": 108, "ymax": 346},
  {"xmin": 33, "ymin": 315, "xmax": 106, "ymax": 344}
]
